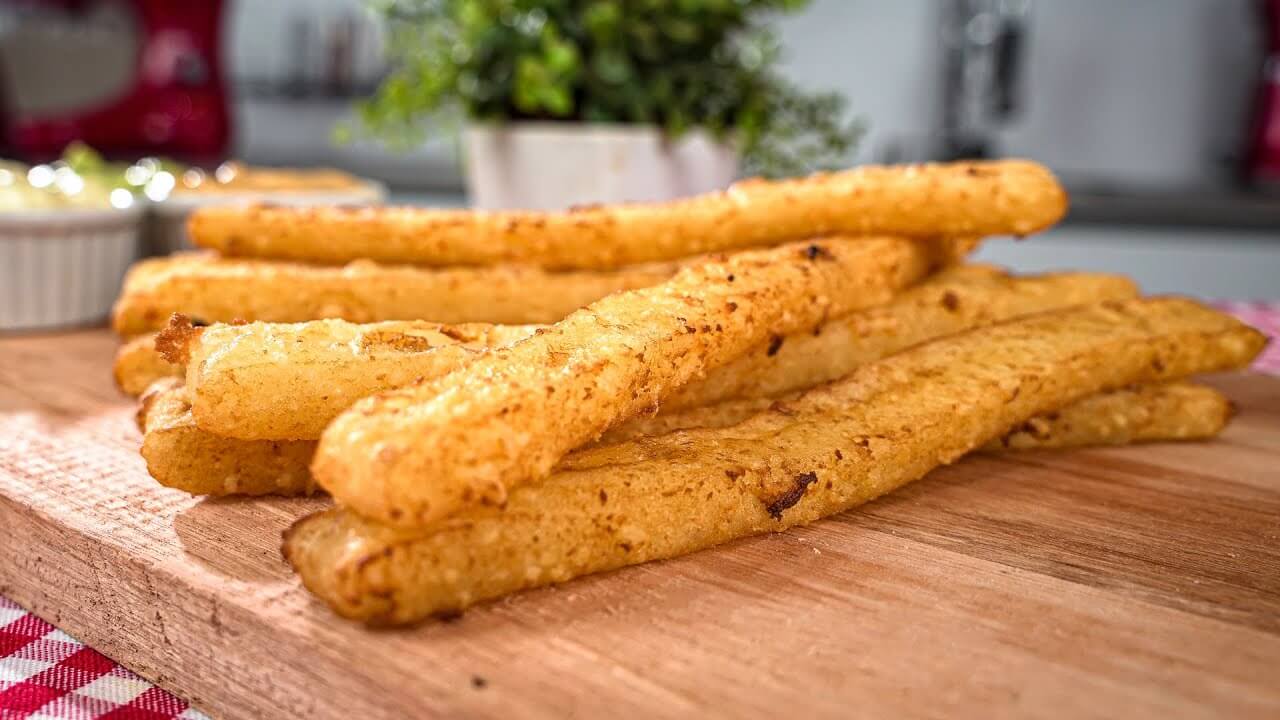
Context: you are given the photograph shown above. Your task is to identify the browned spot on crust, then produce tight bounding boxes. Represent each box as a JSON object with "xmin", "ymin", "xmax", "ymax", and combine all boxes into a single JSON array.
[
  {"xmin": 769, "ymin": 400, "xmax": 798, "ymax": 416},
  {"xmin": 598, "ymin": 489, "xmax": 608, "ymax": 505},
  {"xmin": 766, "ymin": 472, "xmax": 819, "ymax": 519},
  {"xmin": 1013, "ymin": 417, "xmax": 1051, "ymax": 440},
  {"xmin": 804, "ymin": 244, "xmax": 835, "ymax": 261},
  {"xmin": 941, "ymin": 291, "xmax": 960, "ymax": 311},
  {"xmin": 154, "ymin": 313, "xmax": 204, "ymax": 364},
  {"xmin": 1152, "ymin": 357, "xmax": 1166, "ymax": 373},
  {"xmin": 438, "ymin": 325, "xmax": 476, "ymax": 342},
  {"xmin": 725, "ymin": 468, "xmax": 745, "ymax": 480},
  {"xmin": 834, "ymin": 449, "xmax": 844, "ymax": 460},
  {"xmin": 726, "ymin": 301, "xmax": 738, "ymax": 313},
  {"xmin": 361, "ymin": 331, "xmax": 435, "ymax": 353},
  {"xmin": 767, "ymin": 335, "xmax": 785, "ymax": 357}
]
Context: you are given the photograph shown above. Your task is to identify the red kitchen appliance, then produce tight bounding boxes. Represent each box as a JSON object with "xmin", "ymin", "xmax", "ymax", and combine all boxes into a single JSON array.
[
  {"xmin": 0, "ymin": 0, "xmax": 230, "ymax": 163},
  {"xmin": 1248, "ymin": 0, "xmax": 1280, "ymax": 186}
]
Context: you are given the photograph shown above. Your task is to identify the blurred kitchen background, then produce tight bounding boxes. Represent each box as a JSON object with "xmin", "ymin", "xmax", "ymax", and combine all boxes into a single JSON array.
[{"xmin": 1, "ymin": 0, "xmax": 1277, "ymax": 297}]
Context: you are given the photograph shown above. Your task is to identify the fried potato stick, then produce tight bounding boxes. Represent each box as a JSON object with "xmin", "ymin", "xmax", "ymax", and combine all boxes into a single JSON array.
[
  {"xmin": 315, "ymin": 236, "xmax": 959, "ymax": 528},
  {"xmin": 138, "ymin": 381, "xmax": 1234, "ymax": 498},
  {"xmin": 137, "ymin": 379, "xmax": 317, "ymax": 497},
  {"xmin": 284, "ymin": 299, "xmax": 1265, "ymax": 624},
  {"xmin": 110, "ymin": 252, "xmax": 680, "ymax": 336},
  {"xmin": 191, "ymin": 159, "xmax": 1064, "ymax": 269},
  {"xmin": 113, "ymin": 333, "xmax": 180, "ymax": 396},
  {"xmin": 170, "ymin": 317, "xmax": 538, "ymax": 440}
]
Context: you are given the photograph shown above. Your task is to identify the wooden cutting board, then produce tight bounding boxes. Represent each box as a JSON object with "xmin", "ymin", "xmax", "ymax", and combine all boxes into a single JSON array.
[{"xmin": 0, "ymin": 330, "xmax": 1277, "ymax": 720}]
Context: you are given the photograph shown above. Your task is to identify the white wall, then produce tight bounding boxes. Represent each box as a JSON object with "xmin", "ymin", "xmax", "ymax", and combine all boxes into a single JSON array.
[
  {"xmin": 775, "ymin": 0, "xmax": 1261, "ymax": 187},
  {"xmin": 227, "ymin": 0, "xmax": 1266, "ymax": 191}
]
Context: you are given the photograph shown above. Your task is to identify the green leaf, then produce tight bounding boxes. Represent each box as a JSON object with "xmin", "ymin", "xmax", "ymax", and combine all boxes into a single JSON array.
[{"xmin": 356, "ymin": 0, "xmax": 860, "ymax": 176}]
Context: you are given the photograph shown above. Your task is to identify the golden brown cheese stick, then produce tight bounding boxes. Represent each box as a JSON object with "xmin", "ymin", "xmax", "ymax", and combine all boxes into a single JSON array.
[
  {"xmin": 284, "ymin": 299, "xmax": 1266, "ymax": 624},
  {"xmin": 191, "ymin": 159, "xmax": 1064, "ymax": 269},
  {"xmin": 663, "ymin": 264, "xmax": 1138, "ymax": 411},
  {"xmin": 113, "ymin": 333, "xmax": 179, "ymax": 396},
  {"xmin": 605, "ymin": 381, "xmax": 1232, "ymax": 447},
  {"xmin": 137, "ymin": 379, "xmax": 318, "ymax": 497},
  {"xmin": 981, "ymin": 382, "xmax": 1232, "ymax": 452},
  {"xmin": 167, "ymin": 264, "xmax": 1125, "ymax": 440},
  {"xmin": 110, "ymin": 252, "xmax": 680, "ymax": 336},
  {"xmin": 137, "ymin": 381, "xmax": 1233, "ymax": 498},
  {"xmin": 177, "ymin": 318, "xmax": 538, "ymax": 441},
  {"xmin": 314, "ymin": 236, "xmax": 959, "ymax": 528}
]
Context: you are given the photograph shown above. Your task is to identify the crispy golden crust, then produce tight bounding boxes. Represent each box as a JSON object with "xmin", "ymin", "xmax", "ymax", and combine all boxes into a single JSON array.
[
  {"xmin": 666, "ymin": 264, "xmax": 1138, "ymax": 411},
  {"xmin": 164, "ymin": 265, "xmax": 1133, "ymax": 441},
  {"xmin": 313, "ymin": 236, "xmax": 957, "ymax": 528},
  {"xmin": 597, "ymin": 395, "xmax": 778, "ymax": 443},
  {"xmin": 284, "ymin": 299, "xmax": 1265, "ymax": 624},
  {"xmin": 154, "ymin": 313, "xmax": 207, "ymax": 365},
  {"xmin": 982, "ymin": 382, "xmax": 1231, "ymax": 451},
  {"xmin": 113, "ymin": 333, "xmax": 181, "ymax": 397},
  {"xmin": 187, "ymin": 319, "xmax": 538, "ymax": 441},
  {"xmin": 191, "ymin": 159, "xmax": 1064, "ymax": 269},
  {"xmin": 602, "ymin": 382, "xmax": 1227, "ymax": 447},
  {"xmin": 110, "ymin": 252, "xmax": 680, "ymax": 336},
  {"xmin": 138, "ymin": 380, "xmax": 318, "ymax": 496},
  {"xmin": 134, "ymin": 381, "xmax": 1230, "ymax": 498}
]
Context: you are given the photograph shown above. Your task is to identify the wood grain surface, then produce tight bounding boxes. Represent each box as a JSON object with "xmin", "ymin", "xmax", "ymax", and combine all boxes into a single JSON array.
[{"xmin": 0, "ymin": 330, "xmax": 1277, "ymax": 720}]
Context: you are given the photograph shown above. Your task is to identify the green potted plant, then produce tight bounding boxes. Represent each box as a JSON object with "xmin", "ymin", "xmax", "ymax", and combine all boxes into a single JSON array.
[{"xmin": 357, "ymin": 0, "xmax": 860, "ymax": 209}]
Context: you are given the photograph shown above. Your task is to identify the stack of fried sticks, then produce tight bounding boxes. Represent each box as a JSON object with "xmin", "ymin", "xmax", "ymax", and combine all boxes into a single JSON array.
[{"xmin": 109, "ymin": 160, "xmax": 1267, "ymax": 626}]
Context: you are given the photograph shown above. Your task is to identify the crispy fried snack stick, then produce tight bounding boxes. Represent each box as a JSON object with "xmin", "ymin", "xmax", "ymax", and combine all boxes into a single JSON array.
[
  {"xmin": 314, "ymin": 236, "xmax": 959, "ymax": 528},
  {"xmin": 605, "ymin": 381, "xmax": 1231, "ymax": 447},
  {"xmin": 137, "ymin": 379, "xmax": 317, "ymax": 497},
  {"xmin": 167, "ymin": 264, "xmax": 1129, "ymax": 440},
  {"xmin": 113, "ymin": 333, "xmax": 180, "ymax": 396},
  {"xmin": 168, "ymin": 317, "xmax": 538, "ymax": 441},
  {"xmin": 663, "ymin": 264, "xmax": 1138, "ymax": 411},
  {"xmin": 284, "ymin": 299, "xmax": 1266, "ymax": 624},
  {"xmin": 138, "ymin": 381, "xmax": 1233, "ymax": 498},
  {"xmin": 110, "ymin": 253, "xmax": 680, "ymax": 336},
  {"xmin": 191, "ymin": 160, "xmax": 1064, "ymax": 270},
  {"xmin": 981, "ymin": 382, "xmax": 1232, "ymax": 452}
]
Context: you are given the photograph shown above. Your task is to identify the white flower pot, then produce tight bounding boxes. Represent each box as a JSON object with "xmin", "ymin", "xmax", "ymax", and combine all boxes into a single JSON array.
[{"xmin": 463, "ymin": 123, "xmax": 739, "ymax": 210}]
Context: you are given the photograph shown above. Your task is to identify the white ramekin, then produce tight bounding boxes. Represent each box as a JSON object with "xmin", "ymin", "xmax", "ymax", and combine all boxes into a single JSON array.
[
  {"xmin": 148, "ymin": 182, "xmax": 387, "ymax": 256},
  {"xmin": 0, "ymin": 206, "xmax": 143, "ymax": 331}
]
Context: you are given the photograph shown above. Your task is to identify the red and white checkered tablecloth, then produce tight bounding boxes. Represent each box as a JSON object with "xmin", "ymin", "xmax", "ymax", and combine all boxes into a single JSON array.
[
  {"xmin": 0, "ymin": 598, "xmax": 206, "ymax": 720},
  {"xmin": 1, "ymin": 303, "xmax": 1277, "ymax": 719}
]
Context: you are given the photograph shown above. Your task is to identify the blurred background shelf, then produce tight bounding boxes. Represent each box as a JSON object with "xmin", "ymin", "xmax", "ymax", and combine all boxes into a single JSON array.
[
  {"xmin": 1064, "ymin": 187, "xmax": 1280, "ymax": 230},
  {"xmin": 0, "ymin": 0, "xmax": 1276, "ymax": 298}
]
